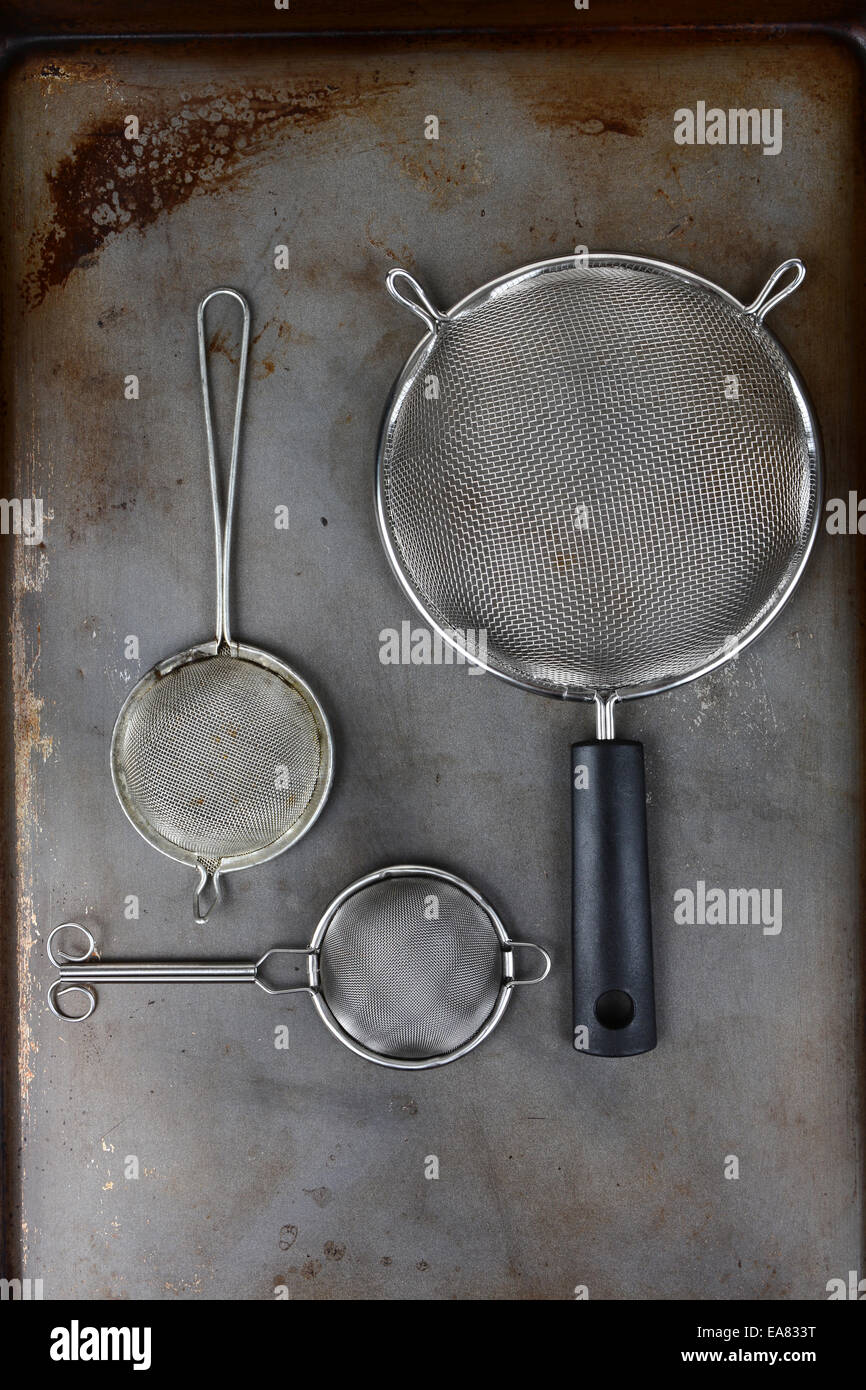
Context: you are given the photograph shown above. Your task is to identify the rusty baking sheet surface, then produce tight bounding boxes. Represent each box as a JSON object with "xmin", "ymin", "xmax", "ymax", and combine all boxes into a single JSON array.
[{"xmin": 0, "ymin": 25, "xmax": 863, "ymax": 1300}]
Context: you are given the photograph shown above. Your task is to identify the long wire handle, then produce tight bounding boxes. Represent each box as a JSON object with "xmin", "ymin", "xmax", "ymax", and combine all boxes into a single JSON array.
[
  {"xmin": 46, "ymin": 925, "xmax": 315, "ymax": 1021},
  {"xmin": 197, "ymin": 288, "xmax": 251, "ymax": 650}
]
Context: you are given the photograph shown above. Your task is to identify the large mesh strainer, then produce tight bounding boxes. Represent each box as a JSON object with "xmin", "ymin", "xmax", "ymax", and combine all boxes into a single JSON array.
[
  {"xmin": 111, "ymin": 289, "xmax": 333, "ymax": 921},
  {"xmin": 377, "ymin": 253, "xmax": 821, "ymax": 1057},
  {"xmin": 47, "ymin": 866, "xmax": 551, "ymax": 1070}
]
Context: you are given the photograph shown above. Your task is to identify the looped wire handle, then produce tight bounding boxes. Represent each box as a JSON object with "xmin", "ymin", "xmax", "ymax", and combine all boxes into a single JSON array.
[
  {"xmin": 47, "ymin": 922, "xmax": 98, "ymax": 966},
  {"xmin": 47, "ymin": 925, "xmax": 99, "ymax": 1020},
  {"xmin": 745, "ymin": 259, "xmax": 805, "ymax": 324},
  {"xmin": 46, "ymin": 926, "xmax": 315, "ymax": 1022},
  {"xmin": 197, "ymin": 287, "xmax": 251, "ymax": 650},
  {"xmin": 49, "ymin": 980, "xmax": 98, "ymax": 1021},
  {"xmin": 507, "ymin": 940, "xmax": 552, "ymax": 987},
  {"xmin": 386, "ymin": 269, "xmax": 450, "ymax": 335}
]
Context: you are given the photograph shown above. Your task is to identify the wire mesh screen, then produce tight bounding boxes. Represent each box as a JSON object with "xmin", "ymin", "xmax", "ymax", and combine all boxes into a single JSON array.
[
  {"xmin": 114, "ymin": 654, "xmax": 323, "ymax": 863},
  {"xmin": 381, "ymin": 261, "xmax": 818, "ymax": 694},
  {"xmin": 318, "ymin": 875, "xmax": 504, "ymax": 1060}
]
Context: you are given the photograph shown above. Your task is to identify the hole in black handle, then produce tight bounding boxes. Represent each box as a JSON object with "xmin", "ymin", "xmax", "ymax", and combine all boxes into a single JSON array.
[{"xmin": 595, "ymin": 989, "xmax": 635, "ymax": 1031}]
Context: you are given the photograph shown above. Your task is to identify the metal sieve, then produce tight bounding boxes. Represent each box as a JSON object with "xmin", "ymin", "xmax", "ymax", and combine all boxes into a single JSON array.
[
  {"xmin": 377, "ymin": 253, "xmax": 821, "ymax": 1056},
  {"xmin": 46, "ymin": 866, "xmax": 551, "ymax": 1069},
  {"xmin": 111, "ymin": 289, "xmax": 333, "ymax": 922}
]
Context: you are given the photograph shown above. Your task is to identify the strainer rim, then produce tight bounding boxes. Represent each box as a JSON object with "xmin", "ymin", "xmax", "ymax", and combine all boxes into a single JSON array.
[
  {"xmin": 109, "ymin": 638, "xmax": 334, "ymax": 874},
  {"xmin": 307, "ymin": 863, "xmax": 519, "ymax": 1070},
  {"xmin": 375, "ymin": 251, "xmax": 823, "ymax": 704}
]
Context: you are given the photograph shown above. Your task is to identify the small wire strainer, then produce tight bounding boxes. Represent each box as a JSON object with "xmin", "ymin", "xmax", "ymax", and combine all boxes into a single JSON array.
[
  {"xmin": 111, "ymin": 289, "xmax": 333, "ymax": 921},
  {"xmin": 47, "ymin": 866, "xmax": 551, "ymax": 1069}
]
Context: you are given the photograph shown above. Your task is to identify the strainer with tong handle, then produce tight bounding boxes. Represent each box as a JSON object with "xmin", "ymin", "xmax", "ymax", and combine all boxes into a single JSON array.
[
  {"xmin": 46, "ymin": 866, "xmax": 550, "ymax": 1070},
  {"xmin": 111, "ymin": 289, "xmax": 333, "ymax": 922},
  {"xmin": 377, "ymin": 253, "xmax": 821, "ymax": 1056}
]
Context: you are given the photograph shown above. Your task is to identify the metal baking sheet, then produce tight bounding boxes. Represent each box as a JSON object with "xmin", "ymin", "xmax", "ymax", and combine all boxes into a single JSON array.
[{"xmin": 1, "ymin": 17, "xmax": 863, "ymax": 1300}]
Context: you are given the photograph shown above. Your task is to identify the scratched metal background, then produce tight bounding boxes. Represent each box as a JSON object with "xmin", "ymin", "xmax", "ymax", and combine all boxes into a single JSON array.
[{"xmin": 1, "ymin": 21, "xmax": 863, "ymax": 1300}]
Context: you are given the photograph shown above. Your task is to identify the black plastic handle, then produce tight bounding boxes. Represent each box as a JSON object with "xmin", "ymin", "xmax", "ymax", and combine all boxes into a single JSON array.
[{"xmin": 571, "ymin": 739, "xmax": 657, "ymax": 1056}]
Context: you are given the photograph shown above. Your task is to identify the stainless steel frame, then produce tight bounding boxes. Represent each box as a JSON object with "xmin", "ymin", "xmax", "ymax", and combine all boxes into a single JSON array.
[
  {"xmin": 47, "ymin": 865, "xmax": 551, "ymax": 1071},
  {"xmin": 110, "ymin": 640, "xmax": 334, "ymax": 891},
  {"xmin": 376, "ymin": 252, "xmax": 823, "ymax": 738},
  {"xmin": 110, "ymin": 288, "xmax": 334, "ymax": 919}
]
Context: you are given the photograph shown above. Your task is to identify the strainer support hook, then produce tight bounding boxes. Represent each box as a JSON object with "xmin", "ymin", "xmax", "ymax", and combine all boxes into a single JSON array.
[
  {"xmin": 194, "ymin": 863, "xmax": 222, "ymax": 924},
  {"xmin": 386, "ymin": 269, "xmax": 450, "ymax": 334},
  {"xmin": 745, "ymin": 258, "xmax": 805, "ymax": 323},
  {"xmin": 507, "ymin": 940, "xmax": 552, "ymax": 987}
]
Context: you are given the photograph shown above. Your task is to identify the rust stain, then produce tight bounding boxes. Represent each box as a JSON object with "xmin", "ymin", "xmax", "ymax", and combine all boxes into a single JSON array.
[
  {"xmin": 208, "ymin": 318, "xmax": 306, "ymax": 380},
  {"xmin": 278, "ymin": 1223, "xmax": 298, "ymax": 1250},
  {"xmin": 12, "ymin": 618, "xmax": 51, "ymax": 1058},
  {"xmin": 207, "ymin": 327, "xmax": 237, "ymax": 363},
  {"xmin": 162, "ymin": 1273, "xmax": 204, "ymax": 1295},
  {"xmin": 11, "ymin": 529, "xmax": 54, "ymax": 1278},
  {"xmin": 277, "ymin": 321, "xmax": 315, "ymax": 347},
  {"xmin": 520, "ymin": 91, "xmax": 647, "ymax": 140},
  {"xmin": 365, "ymin": 222, "xmax": 416, "ymax": 267},
  {"xmin": 666, "ymin": 213, "xmax": 696, "ymax": 239},
  {"xmin": 23, "ymin": 75, "xmax": 409, "ymax": 307},
  {"xmin": 303, "ymin": 1185, "xmax": 333, "ymax": 1208},
  {"xmin": 36, "ymin": 58, "xmax": 125, "ymax": 91},
  {"xmin": 391, "ymin": 146, "xmax": 491, "ymax": 211}
]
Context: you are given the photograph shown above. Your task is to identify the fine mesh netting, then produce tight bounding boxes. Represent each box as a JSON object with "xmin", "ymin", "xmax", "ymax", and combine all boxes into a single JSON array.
[
  {"xmin": 319, "ymin": 875, "xmax": 504, "ymax": 1060},
  {"xmin": 114, "ymin": 654, "xmax": 323, "ymax": 863},
  {"xmin": 381, "ymin": 261, "xmax": 818, "ymax": 693}
]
